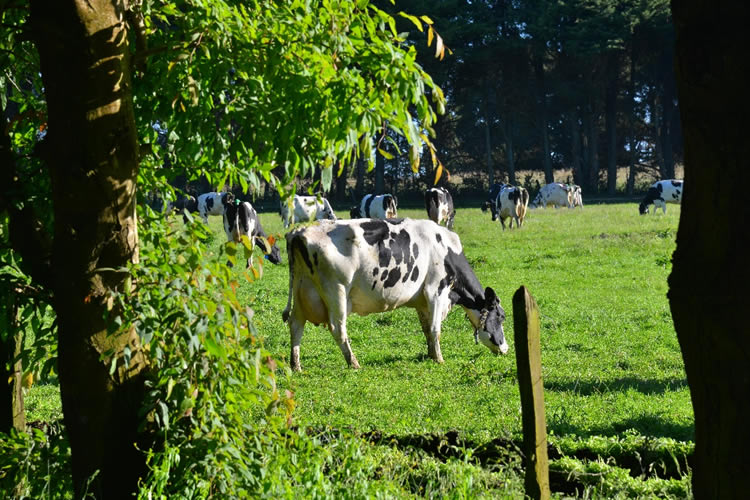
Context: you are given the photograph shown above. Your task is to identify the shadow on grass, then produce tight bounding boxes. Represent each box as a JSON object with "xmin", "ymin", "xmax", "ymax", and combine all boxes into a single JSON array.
[
  {"xmin": 545, "ymin": 376, "xmax": 687, "ymax": 395},
  {"xmin": 548, "ymin": 413, "xmax": 694, "ymax": 443}
]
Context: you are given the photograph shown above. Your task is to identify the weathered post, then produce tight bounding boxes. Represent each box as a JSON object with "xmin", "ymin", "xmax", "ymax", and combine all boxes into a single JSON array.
[{"xmin": 513, "ymin": 286, "xmax": 550, "ymax": 499}]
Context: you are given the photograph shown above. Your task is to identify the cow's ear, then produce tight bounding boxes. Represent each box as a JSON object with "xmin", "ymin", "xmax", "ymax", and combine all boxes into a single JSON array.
[{"xmin": 484, "ymin": 287, "xmax": 499, "ymax": 307}]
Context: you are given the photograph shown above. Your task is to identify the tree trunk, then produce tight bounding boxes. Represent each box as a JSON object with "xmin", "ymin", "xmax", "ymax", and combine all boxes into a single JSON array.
[
  {"xmin": 670, "ymin": 2, "xmax": 750, "ymax": 497},
  {"xmin": 484, "ymin": 105, "xmax": 494, "ymax": 186},
  {"xmin": 375, "ymin": 148, "xmax": 385, "ymax": 193},
  {"xmin": 355, "ymin": 155, "xmax": 365, "ymax": 199},
  {"xmin": 31, "ymin": 1, "xmax": 150, "ymax": 497},
  {"xmin": 626, "ymin": 44, "xmax": 637, "ymax": 195},
  {"xmin": 660, "ymin": 74, "xmax": 676, "ymax": 179},
  {"xmin": 0, "ymin": 293, "xmax": 25, "ymax": 433},
  {"xmin": 534, "ymin": 59, "xmax": 553, "ymax": 185},
  {"xmin": 504, "ymin": 115, "xmax": 516, "ymax": 186},
  {"xmin": 569, "ymin": 112, "xmax": 583, "ymax": 186},
  {"xmin": 605, "ymin": 54, "xmax": 618, "ymax": 195}
]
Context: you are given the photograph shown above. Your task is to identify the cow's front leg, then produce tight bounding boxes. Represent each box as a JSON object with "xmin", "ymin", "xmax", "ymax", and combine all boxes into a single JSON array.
[
  {"xmin": 417, "ymin": 308, "xmax": 443, "ymax": 363},
  {"xmin": 289, "ymin": 307, "xmax": 306, "ymax": 372},
  {"xmin": 328, "ymin": 285, "xmax": 360, "ymax": 369}
]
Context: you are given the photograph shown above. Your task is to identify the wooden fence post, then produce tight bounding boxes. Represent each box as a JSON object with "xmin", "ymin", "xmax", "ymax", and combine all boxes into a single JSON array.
[{"xmin": 513, "ymin": 286, "xmax": 550, "ymax": 500}]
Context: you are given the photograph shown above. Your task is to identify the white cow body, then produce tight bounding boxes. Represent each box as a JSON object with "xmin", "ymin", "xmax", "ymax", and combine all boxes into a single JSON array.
[
  {"xmin": 282, "ymin": 218, "xmax": 508, "ymax": 371},
  {"xmin": 350, "ymin": 194, "xmax": 398, "ymax": 219},
  {"xmin": 493, "ymin": 185, "xmax": 530, "ymax": 230},
  {"xmin": 197, "ymin": 192, "xmax": 232, "ymax": 223},
  {"xmin": 281, "ymin": 195, "xmax": 337, "ymax": 228},
  {"xmin": 639, "ymin": 180, "xmax": 683, "ymax": 214},
  {"xmin": 425, "ymin": 187, "xmax": 455, "ymax": 229},
  {"xmin": 532, "ymin": 183, "xmax": 573, "ymax": 209}
]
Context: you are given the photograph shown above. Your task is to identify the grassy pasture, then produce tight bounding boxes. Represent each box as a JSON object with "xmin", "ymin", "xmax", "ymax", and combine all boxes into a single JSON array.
[
  {"xmin": 237, "ymin": 202, "xmax": 691, "ymax": 442},
  {"xmin": 25, "ymin": 200, "xmax": 694, "ymax": 497}
]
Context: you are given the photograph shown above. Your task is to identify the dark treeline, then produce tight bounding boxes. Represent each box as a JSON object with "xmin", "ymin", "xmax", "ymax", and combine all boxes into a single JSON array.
[
  {"xmin": 335, "ymin": 0, "xmax": 681, "ymax": 203},
  {"xmin": 164, "ymin": 0, "xmax": 680, "ymax": 208}
]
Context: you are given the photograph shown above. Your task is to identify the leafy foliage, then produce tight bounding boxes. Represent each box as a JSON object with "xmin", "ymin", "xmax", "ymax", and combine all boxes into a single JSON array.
[{"xmin": 134, "ymin": 0, "xmax": 445, "ymax": 199}]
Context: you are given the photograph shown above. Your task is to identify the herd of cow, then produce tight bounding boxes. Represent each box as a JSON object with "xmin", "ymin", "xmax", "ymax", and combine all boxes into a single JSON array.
[{"xmin": 169, "ymin": 178, "xmax": 682, "ymax": 371}]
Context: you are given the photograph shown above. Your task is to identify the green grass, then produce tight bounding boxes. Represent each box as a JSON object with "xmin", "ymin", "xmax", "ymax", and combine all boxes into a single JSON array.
[
  {"xmin": 25, "ymin": 201, "xmax": 694, "ymax": 497},
  {"xmin": 239, "ymin": 203, "xmax": 691, "ymax": 442}
]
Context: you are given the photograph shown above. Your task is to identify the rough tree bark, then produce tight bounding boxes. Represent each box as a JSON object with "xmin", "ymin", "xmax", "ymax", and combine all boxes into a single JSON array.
[
  {"xmin": 605, "ymin": 53, "xmax": 618, "ymax": 195},
  {"xmin": 669, "ymin": 1, "xmax": 750, "ymax": 497},
  {"xmin": 30, "ymin": 1, "xmax": 150, "ymax": 497}
]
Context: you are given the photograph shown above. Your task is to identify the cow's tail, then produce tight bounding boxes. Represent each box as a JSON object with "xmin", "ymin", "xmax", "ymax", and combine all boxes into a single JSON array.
[{"xmin": 281, "ymin": 233, "xmax": 297, "ymax": 323}]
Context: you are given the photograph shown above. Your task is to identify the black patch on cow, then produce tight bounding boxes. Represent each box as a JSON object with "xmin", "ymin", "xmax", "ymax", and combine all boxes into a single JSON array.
[
  {"xmin": 672, "ymin": 180, "xmax": 682, "ymax": 188},
  {"xmin": 656, "ymin": 183, "xmax": 663, "ymax": 193},
  {"xmin": 639, "ymin": 186, "xmax": 662, "ymax": 214},
  {"xmin": 436, "ymin": 234, "xmax": 442, "ymax": 244},
  {"xmin": 672, "ymin": 191, "xmax": 680, "ymax": 200},
  {"xmin": 290, "ymin": 235, "xmax": 313, "ymax": 274},
  {"xmin": 361, "ymin": 220, "xmax": 389, "ymax": 245},
  {"xmin": 387, "ymin": 218, "xmax": 404, "ymax": 224},
  {"xmin": 372, "ymin": 281, "xmax": 377, "ymax": 290},
  {"xmin": 363, "ymin": 194, "xmax": 375, "ymax": 218},
  {"xmin": 206, "ymin": 197, "xmax": 215, "ymax": 212},
  {"xmin": 383, "ymin": 268, "xmax": 402, "ymax": 288},
  {"xmin": 410, "ymin": 266, "xmax": 419, "ymax": 282},
  {"xmin": 380, "ymin": 269, "xmax": 389, "ymax": 281},
  {"xmin": 412, "ymin": 243, "xmax": 419, "ymax": 260},
  {"xmin": 372, "ymin": 267, "xmax": 379, "ymax": 277},
  {"xmin": 439, "ymin": 248, "xmax": 485, "ymax": 310},
  {"xmin": 389, "ymin": 230, "xmax": 411, "ymax": 266},
  {"xmin": 313, "ymin": 252, "xmax": 319, "ymax": 267}
]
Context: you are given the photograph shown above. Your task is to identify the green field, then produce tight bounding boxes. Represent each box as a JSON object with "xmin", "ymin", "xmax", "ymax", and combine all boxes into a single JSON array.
[{"xmin": 26, "ymin": 201, "xmax": 694, "ymax": 497}]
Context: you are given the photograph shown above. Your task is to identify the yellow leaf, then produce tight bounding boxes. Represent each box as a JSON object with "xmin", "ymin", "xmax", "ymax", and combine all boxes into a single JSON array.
[
  {"xmin": 434, "ymin": 161, "xmax": 443, "ymax": 184},
  {"xmin": 398, "ymin": 12, "xmax": 423, "ymax": 32},
  {"xmin": 420, "ymin": 15, "xmax": 434, "ymax": 25},
  {"xmin": 436, "ymin": 35, "xmax": 444, "ymax": 59},
  {"xmin": 427, "ymin": 26, "xmax": 434, "ymax": 47},
  {"xmin": 377, "ymin": 147, "xmax": 394, "ymax": 160}
]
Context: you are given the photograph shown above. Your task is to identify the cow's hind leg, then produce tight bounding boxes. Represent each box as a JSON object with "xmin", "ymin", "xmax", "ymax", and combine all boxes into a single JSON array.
[
  {"xmin": 328, "ymin": 285, "xmax": 360, "ymax": 369},
  {"xmin": 417, "ymin": 308, "xmax": 443, "ymax": 363},
  {"xmin": 289, "ymin": 306, "xmax": 306, "ymax": 372}
]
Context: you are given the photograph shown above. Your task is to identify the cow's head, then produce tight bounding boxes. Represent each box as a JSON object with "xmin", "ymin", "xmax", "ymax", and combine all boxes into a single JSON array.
[
  {"xmin": 261, "ymin": 235, "xmax": 283, "ymax": 265},
  {"xmin": 321, "ymin": 199, "xmax": 337, "ymax": 221},
  {"xmin": 475, "ymin": 287, "xmax": 509, "ymax": 355},
  {"xmin": 349, "ymin": 206, "xmax": 360, "ymax": 218},
  {"xmin": 638, "ymin": 202, "xmax": 649, "ymax": 215}
]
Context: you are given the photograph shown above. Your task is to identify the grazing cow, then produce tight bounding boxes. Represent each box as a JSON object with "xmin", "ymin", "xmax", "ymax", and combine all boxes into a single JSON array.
[
  {"xmin": 480, "ymin": 183, "xmax": 509, "ymax": 221},
  {"xmin": 280, "ymin": 194, "xmax": 337, "ymax": 228},
  {"xmin": 639, "ymin": 180, "xmax": 683, "ymax": 215},
  {"xmin": 425, "ymin": 187, "xmax": 456, "ymax": 230},
  {"xmin": 282, "ymin": 218, "xmax": 508, "ymax": 371},
  {"xmin": 223, "ymin": 194, "xmax": 282, "ymax": 266},
  {"xmin": 197, "ymin": 192, "xmax": 233, "ymax": 223},
  {"xmin": 491, "ymin": 185, "xmax": 530, "ymax": 230},
  {"xmin": 349, "ymin": 194, "xmax": 398, "ymax": 219},
  {"xmin": 569, "ymin": 184, "xmax": 583, "ymax": 208},
  {"xmin": 531, "ymin": 183, "xmax": 573, "ymax": 208}
]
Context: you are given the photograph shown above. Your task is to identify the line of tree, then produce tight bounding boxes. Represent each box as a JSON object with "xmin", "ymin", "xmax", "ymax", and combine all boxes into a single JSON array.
[{"xmin": 324, "ymin": 0, "xmax": 680, "ymax": 200}]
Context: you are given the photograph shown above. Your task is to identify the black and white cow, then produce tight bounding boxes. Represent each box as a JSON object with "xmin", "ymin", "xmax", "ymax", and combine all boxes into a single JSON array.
[
  {"xmin": 425, "ymin": 187, "xmax": 456, "ymax": 230},
  {"xmin": 480, "ymin": 183, "xmax": 509, "ymax": 221},
  {"xmin": 197, "ymin": 192, "xmax": 233, "ymax": 223},
  {"xmin": 349, "ymin": 194, "xmax": 398, "ymax": 219},
  {"xmin": 569, "ymin": 184, "xmax": 583, "ymax": 208},
  {"xmin": 531, "ymin": 183, "xmax": 573, "ymax": 209},
  {"xmin": 282, "ymin": 218, "xmax": 508, "ymax": 371},
  {"xmin": 491, "ymin": 185, "xmax": 530, "ymax": 230},
  {"xmin": 280, "ymin": 194, "xmax": 337, "ymax": 228},
  {"xmin": 639, "ymin": 180, "xmax": 683, "ymax": 215},
  {"xmin": 223, "ymin": 194, "xmax": 282, "ymax": 266}
]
